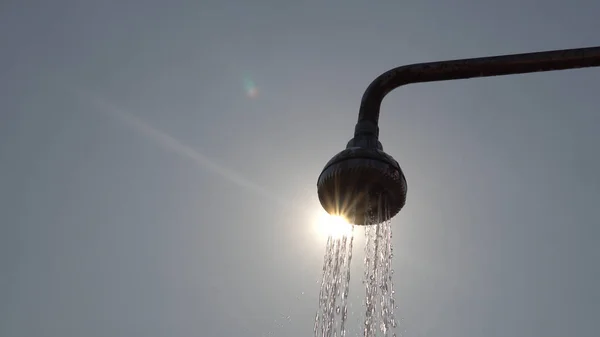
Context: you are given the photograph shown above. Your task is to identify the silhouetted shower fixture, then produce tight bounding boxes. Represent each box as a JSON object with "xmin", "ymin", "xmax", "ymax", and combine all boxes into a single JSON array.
[{"xmin": 317, "ymin": 46, "xmax": 600, "ymax": 225}]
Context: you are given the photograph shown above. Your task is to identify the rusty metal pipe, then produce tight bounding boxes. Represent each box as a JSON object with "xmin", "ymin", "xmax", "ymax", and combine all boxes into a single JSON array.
[{"xmin": 356, "ymin": 46, "xmax": 600, "ymax": 138}]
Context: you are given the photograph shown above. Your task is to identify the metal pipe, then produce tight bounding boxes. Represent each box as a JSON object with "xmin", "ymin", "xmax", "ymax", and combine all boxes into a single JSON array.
[{"xmin": 356, "ymin": 46, "xmax": 600, "ymax": 138}]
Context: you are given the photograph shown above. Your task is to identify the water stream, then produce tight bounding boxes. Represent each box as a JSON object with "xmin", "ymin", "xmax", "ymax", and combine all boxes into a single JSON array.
[
  {"xmin": 315, "ymin": 197, "xmax": 398, "ymax": 337},
  {"xmin": 314, "ymin": 228, "xmax": 354, "ymax": 337},
  {"xmin": 364, "ymin": 196, "xmax": 397, "ymax": 337}
]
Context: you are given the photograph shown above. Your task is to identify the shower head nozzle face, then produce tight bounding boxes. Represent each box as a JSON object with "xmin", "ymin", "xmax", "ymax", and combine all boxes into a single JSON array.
[{"xmin": 317, "ymin": 146, "xmax": 407, "ymax": 226}]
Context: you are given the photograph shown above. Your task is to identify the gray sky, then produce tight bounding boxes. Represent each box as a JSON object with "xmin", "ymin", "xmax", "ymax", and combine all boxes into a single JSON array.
[{"xmin": 2, "ymin": 1, "xmax": 600, "ymax": 336}]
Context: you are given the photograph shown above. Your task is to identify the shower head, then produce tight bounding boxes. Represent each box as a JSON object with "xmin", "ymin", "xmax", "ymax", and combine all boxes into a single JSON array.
[
  {"xmin": 318, "ymin": 47, "xmax": 600, "ymax": 225},
  {"xmin": 317, "ymin": 134, "xmax": 407, "ymax": 226}
]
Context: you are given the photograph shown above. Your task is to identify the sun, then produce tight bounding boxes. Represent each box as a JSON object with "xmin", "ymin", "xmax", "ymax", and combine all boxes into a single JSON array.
[{"xmin": 314, "ymin": 209, "xmax": 354, "ymax": 239}]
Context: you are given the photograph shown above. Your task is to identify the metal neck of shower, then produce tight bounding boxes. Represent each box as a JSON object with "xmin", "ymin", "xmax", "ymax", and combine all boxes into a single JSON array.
[{"xmin": 355, "ymin": 46, "xmax": 600, "ymax": 139}]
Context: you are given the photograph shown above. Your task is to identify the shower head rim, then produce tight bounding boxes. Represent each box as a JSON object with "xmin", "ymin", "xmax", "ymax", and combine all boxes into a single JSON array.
[{"xmin": 316, "ymin": 146, "xmax": 407, "ymax": 225}]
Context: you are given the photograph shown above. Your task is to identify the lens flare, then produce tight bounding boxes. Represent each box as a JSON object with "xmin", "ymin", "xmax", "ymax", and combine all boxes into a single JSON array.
[{"xmin": 243, "ymin": 77, "xmax": 259, "ymax": 98}]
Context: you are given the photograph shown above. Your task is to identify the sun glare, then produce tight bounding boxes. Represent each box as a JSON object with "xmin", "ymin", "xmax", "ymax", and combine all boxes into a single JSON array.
[{"xmin": 314, "ymin": 209, "xmax": 353, "ymax": 239}]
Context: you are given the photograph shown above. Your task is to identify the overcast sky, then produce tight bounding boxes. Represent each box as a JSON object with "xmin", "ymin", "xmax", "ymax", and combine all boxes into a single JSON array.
[{"xmin": 2, "ymin": 1, "xmax": 600, "ymax": 336}]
